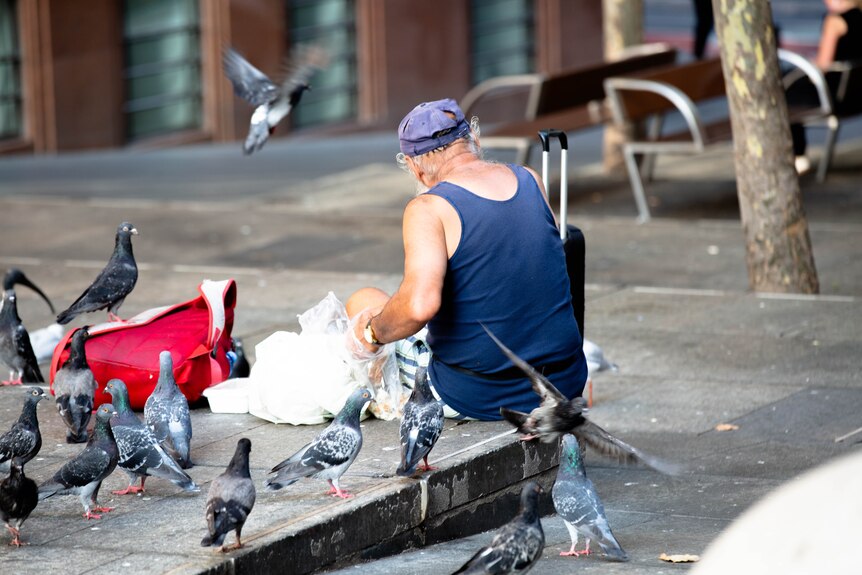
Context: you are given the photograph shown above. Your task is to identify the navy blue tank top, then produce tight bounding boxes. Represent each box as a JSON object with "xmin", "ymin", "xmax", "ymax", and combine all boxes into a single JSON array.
[
  {"xmin": 425, "ymin": 164, "xmax": 587, "ymax": 420},
  {"xmin": 836, "ymin": 8, "xmax": 862, "ymax": 62}
]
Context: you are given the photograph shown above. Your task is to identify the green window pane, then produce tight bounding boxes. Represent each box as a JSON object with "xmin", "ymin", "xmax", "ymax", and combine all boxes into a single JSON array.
[
  {"xmin": 123, "ymin": 0, "xmax": 201, "ymax": 141},
  {"xmin": 288, "ymin": 0, "xmax": 357, "ymax": 129},
  {"xmin": 470, "ymin": 0, "xmax": 534, "ymax": 84},
  {"xmin": 0, "ymin": 0, "xmax": 22, "ymax": 139}
]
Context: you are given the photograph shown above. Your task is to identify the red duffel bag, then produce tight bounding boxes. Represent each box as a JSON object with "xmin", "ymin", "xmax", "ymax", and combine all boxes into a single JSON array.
[{"xmin": 50, "ymin": 279, "xmax": 236, "ymax": 410}]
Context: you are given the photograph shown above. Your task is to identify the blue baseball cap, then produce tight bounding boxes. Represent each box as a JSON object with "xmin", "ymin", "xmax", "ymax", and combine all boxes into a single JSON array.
[{"xmin": 398, "ymin": 98, "xmax": 471, "ymax": 157}]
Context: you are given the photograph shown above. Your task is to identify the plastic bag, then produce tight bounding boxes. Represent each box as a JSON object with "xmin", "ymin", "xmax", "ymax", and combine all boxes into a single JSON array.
[{"xmin": 246, "ymin": 292, "xmax": 407, "ymax": 424}]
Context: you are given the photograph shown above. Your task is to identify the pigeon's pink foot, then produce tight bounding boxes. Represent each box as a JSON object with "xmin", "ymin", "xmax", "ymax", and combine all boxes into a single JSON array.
[
  {"xmin": 9, "ymin": 535, "xmax": 26, "ymax": 547},
  {"xmin": 91, "ymin": 505, "xmax": 115, "ymax": 513},
  {"xmin": 6, "ymin": 526, "xmax": 25, "ymax": 547},
  {"xmin": 417, "ymin": 458, "xmax": 438, "ymax": 472},
  {"xmin": 1, "ymin": 377, "xmax": 22, "ymax": 386},
  {"xmin": 587, "ymin": 378, "xmax": 594, "ymax": 408},
  {"xmin": 518, "ymin": 434, "xmax": 538, "ymax": 441},
  {"xmin": 327, "ymin": 485, "xmax": 353, "ymax": 499},
  {"xmin": 83, "ymin": 511, "xmax": 103, "ymax": 520},
  {"xmin": 112, "ymin": 484, "xmax": 145, "ymax": 495}
]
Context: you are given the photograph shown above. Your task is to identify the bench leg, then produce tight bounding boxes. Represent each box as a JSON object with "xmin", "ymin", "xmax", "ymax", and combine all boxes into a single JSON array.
[
  {"xmin": 641, "ymin": 115, "xmax": 664, "ymax": 183},
  {"xmin": 624, "ymin": 147, "xmax": 652, "ymax": 223},
  {"xmin": 816, "ymin": 117, "xmax": 839, "ymax": 183}
]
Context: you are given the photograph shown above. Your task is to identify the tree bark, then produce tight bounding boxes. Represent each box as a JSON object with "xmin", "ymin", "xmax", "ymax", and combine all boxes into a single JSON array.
[
  {"xmin": 713, "ymin": 0, "xmax": 819, "ymax": 293},
  {"xmin": 602, "ymin": 0, "xmax": 642, "ymax": 172}
]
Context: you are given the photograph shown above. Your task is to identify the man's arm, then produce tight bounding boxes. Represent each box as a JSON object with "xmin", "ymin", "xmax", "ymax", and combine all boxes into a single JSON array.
[{"xmin": 361, "ymin": 195, "xmax": 448, "ymax": 347}]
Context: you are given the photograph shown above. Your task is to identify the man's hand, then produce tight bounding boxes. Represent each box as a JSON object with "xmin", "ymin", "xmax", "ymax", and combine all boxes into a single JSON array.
[{"xmin": 346, "ymin": 308, "xmax": 383, "ymax": 360}]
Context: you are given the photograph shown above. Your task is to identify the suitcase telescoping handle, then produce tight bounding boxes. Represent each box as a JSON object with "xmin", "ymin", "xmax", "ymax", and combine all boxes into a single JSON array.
[{"xmin": 538, "ymin": 129, "xmax": 569, "ymax": 241}]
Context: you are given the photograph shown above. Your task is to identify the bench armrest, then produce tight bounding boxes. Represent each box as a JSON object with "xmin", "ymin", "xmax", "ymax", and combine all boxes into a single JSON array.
[
  {"xmin": 460, "ymin": 74, "xmax": 544, "ymax": 121},
  {"xmin": 604, "ymin": 77, "xmax": 708, "ymax": 150},
  {"xmin": 779, "ymin": 48, "xmax": 833, "ymax": 115}
]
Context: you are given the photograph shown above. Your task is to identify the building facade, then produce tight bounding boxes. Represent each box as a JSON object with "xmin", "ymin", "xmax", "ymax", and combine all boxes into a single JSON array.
[{"xmin": 0, "ymin": 0, "xmax": 602, "ymax": 155}]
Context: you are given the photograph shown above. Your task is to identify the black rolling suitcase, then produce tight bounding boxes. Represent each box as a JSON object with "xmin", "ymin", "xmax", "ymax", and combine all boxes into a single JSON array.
[{"xmin": 538, "ymin": 129, "xmax": 585, "ymax": 339}]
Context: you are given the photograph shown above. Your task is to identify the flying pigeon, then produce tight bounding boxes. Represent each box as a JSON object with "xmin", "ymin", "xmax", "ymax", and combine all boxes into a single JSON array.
[
  {"xmin": 56, "ymin": 222, "xmax": 138, "ymax": 325},
  {"xmin": 0, "ymin": 287, "xmax": 44, "ymax": 385},
  {"xmin": 265, "ymin": 387, "xmax": 372, "ymax": 498},
  {"xmin": 452, "ymin": 481, "xmax": 545, "ymax": 574},
  {"xmin": 0, "ymin": 387, "xmax": 46, "ymax": 466},
  {"xmin": 37, "ymin": 404, "xmax": 119, "ymax": 519},
  {"xmin": 145, "ymin": 351, "xmax": 193, "ymax": 468},
  {"xmin": 553, "ymin": 434, "xmax": 627, "ymax": 561},
  {"xmin": 103, "ymin": 378, "xmax": 199, "ymax": 495},
  {"xmin": 0, "ymin": 457, "xmax": 38, "ymax": 547},
  {"xmin": 2, "ymin": 268, "xmax": 55, "ymax": 314},
  {"xmin": 202, "ymin": 437, "xmax": 255, "ymax": 553},
  {"xmin": 396, "ymin": 365, "xmax": 443, "ymax": 477},
  {"xmin": 53, "ymin": 326, "xmax": 96, "ymax": 443},
  {"xmin": 222, "ymin": 44, "xmax": 328, "ymax": 155},
  {"xmin": 484, "ymin": 326, "xmax": 679, "ymax": 475}
]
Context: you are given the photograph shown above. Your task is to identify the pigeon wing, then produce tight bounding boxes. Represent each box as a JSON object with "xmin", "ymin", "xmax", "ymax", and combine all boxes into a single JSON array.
[
  {"xmin": 300, "ymin": 425, "xmax": 361, "ymax": 471},
  {"xmin": 53, "ymin": 445, "xmax": 114, "ymax": 489},
  {"xmin": 59, "ymin": 258, "xmax": 137, "ymax": 320},
  {"xmin": 114, "ymin": 422, "xmax": 196, "ymax": 487},
  {"xmin": 0, "ymin": 424, "xmax": 36, "ymax": 464},
  {"xmin": 222, "ymin": 48, "xmax": 279, "ymax": 107},
  {"xmin": 144, "ymin": 396, "xmax": 171, "ymax": 444},
  {"xmin": 576, "ymin": 419, "xmax": 681, "ymax": 475},
  {"xmin": 267, "ymin": 44, "xmax": 329, "ymax": 125}
]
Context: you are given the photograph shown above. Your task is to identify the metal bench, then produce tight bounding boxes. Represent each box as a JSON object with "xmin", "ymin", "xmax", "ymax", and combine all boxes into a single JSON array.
[
  {"xmin": 459, "ymin": 44, "xmax": 678, "ymax": 165},
  {"xmin": 604, "ymin": 49, "xmax": 843, "ymax": 222}
]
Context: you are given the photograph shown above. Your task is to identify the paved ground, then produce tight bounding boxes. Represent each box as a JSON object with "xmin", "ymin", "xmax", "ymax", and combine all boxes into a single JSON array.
[{"xmin": 0, "ymin": 128, "xmax": 859, "ymax": 574}]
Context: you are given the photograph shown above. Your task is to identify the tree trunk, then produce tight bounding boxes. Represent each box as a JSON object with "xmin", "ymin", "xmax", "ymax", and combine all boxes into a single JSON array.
[
  {"xmin": 713, "ymin": 0, "xmax": 819, "ymax": 293},
  {"xmin": 602, "ymin": 0, "xmax": 642, "ymax": 173}
]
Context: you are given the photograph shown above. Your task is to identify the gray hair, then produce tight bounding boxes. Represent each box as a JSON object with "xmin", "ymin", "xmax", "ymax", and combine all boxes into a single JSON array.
[{"xmin": 396, "ymin": 116, "xmax": 483, "ymax": 183}]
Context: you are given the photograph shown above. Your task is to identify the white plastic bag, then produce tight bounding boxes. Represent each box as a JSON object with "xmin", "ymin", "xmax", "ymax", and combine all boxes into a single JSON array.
[{"xmin": 246, "ymin": 292, "xmax": 407, "ymax": 424}]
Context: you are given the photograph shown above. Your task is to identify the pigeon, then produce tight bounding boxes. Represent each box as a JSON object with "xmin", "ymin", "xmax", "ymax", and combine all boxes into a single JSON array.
[
  {"xmin": 53, "ymin": 326, "xmax": 97, "ymax": 443},
  {"xmin": 145, "ymin": 351, "xmax": 193, "ymax": 468},
  {"xmin": 265, "ymin": 387, "xmax": 372, "ymax": 498},
  {"xmin": 583, "ymin": 339, "xmax": 618, "ymax": 375},
  {"xmin": 202, "ymin": 438, "xmax": 255, "ymax": 553},
  {"xmin": 37, "ymin": 404, "xmax": 118, "ymax": 519},
  {"xmin": 222, "ymin": 44, "xmax": 328, "ymax": 155},
  {"xmin": 0, "ymin": 457, "xmax": 38, "ymax": 547},
  {"xmin": 2, "ymin": 268, "xmax": 55, "ymax": 314},
  {"xmin": 0, "ymin": 387, "xmax": 46, "ymax": 467},
  {"xmin": 484, "ymin": 326, "xmax": 679, "ymax": 475},
  {"xmin": 396, "ymin": 365, "xmax": 443, "ymax": 477},
  {"xmin": 56, "ymin": 221, "xmax": 138, "ymax": 325},
  {"xmin": 553, "ymin": 434, "xmax": 627, "ymax": 561},
  {"xmin": 452, "ymin": 481, "xmax": 545, "ymax": 574},
  {"xmin": 0, "ymin": 287, "xmax": 44, "ymax": 385},
  {"xmin": 582, "ymin": 338, "xmax": 619, "ymax": 408},
  {"xmin": 227, "ymin": 337, "xmax": 250, "ymax": 379},
  {"xmin": 103, "ymin": 378, "xmax": 199, "ymax": 495}
]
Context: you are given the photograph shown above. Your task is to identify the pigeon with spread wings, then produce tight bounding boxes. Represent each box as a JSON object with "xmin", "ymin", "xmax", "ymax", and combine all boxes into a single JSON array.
[
  {"xmin": 222, "ymin": 44, "xmax": 328, "ymax": 155},
  {"xmin": 483, "ymin": 325, "xmax": 679, "ymax": 475}
]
